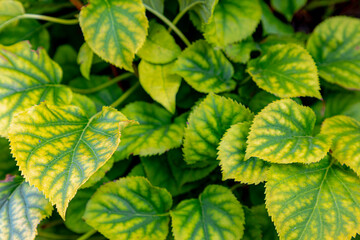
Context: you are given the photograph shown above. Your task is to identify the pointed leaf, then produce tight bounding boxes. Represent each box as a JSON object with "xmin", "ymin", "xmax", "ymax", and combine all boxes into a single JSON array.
[
  {"xmin": 246, "ymin": 99, "xmax": 332, "ymax": 164},
  {"xmin": 247, "ymin": 44, "xmax": 321, "ymax": 99},
  {"xmin": 260, "ymin": 1, "xmax": 294, "ymax": 36},
  {"xmin": 224, "ymin": 38, "xmax": 257, "ymax": 64},
  {"xmin": 77, "ymin": 43, "xmax": 93, "ymax": 80},
  {"xmin": 322, "ymin": 116, "xmax": 360, "ymax": 176},
  {"xmin": 179, "ymin": 0, "xmax": 218, "ymax": 25},
  {"xmin": 139, "ymin": 60, "xmax": 181, "ymax": 113},
  {"xmin": 307, "ymin": 16, "xmax": 360, "ymax": 90},
  {"xmin": 0, "ymin": 41, "xmax": 72, "ymax": 137},
  {"xmin": 171, "ymin": 185, "xmax": 245, "ymax": 240},
  {"xmin": 270, "ymin": 0, "xmax": 306, "ymax": 21},
  {"xmin": 204, "ymin": 0, "xmax": 262, "ymax": 47},
  {"xmin": 184, "ymin": 93, "xmax": 253, "ymax": 165},
  {"xmin": 218, "ymin": 122, "xmax": 270, "ymax": 184},
  {"xmin": 9, "ymin": 103, "xmax": 130, "ymax": 218},
  {"xmin": 0, "ymin": 176, "xmax": 53, "ymax": 240},
  {"xmin": 0, "ymin": 0, "xmax": 24, "ymax": 30},
  {"xmin": 79, "ymin": 0, "xmax": 148, "ymax": 71},
  {"xmin": 174, "ymin": 40, "xmax": 236, "ymax": 93},
  {"xmin": 266, "ymin": 156, "xmax": 360, "ymax": 240},
  {"xmin": 84, "ymin": 176, "xmax": 172, "ymax": 240}
]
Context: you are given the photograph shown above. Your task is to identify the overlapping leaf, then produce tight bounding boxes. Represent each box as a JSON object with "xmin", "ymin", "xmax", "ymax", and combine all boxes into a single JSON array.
[
  {"xmin": 171, "ymin": 185, "xmax": 245, "ymax": 240},
  {"xmin": 246, "ymin": 99, "xmax": 332, "ymax": 164},
  {"xmin": 174, "ymin": 40, "xmax": 236, "ymax": 93},
  {"xmin": 266, "ymin": 156, "xmax": 360, "ymax": 240},
  {"xmin": 307, "ymin": 16, "xmax": 360, "ymax": 90},
  {"xmin": 70, "ymin": 93, "xmax": 97, "ymax": 117},
  {"xmin": 81, "ymin": 156, "xmax": 114, "ymax": 189},
  {"xmin": 0, "ymin": 176, "xmax": 53, "ymax": 240},
  {"xmin": 260, "ymin": 1, "xmax": 294, "ymax": 36},
  {"xmin": 116, "ymin": 102, "xmax": 187, "ymax": 160},
  {"xmin": 77, "ymin": 43, "xmax": 93, "ymax": 80},
  {"xmin": 9, "ymin": 103, "xmax": 131, "ymax": 218},
  {"xmin": 84, "ymin": 177, "xmax": 172, "ymax": 240},
  {"xmin": 322, "ymin": 116, "xmax": 360, "ymax": 176},
  {"xmin": 247, "ymin": 44, "xmax": 321, "ymax": 99},
  {"xmin": 184, "ymin": 93, "xmax": 253, "ymax": 165},
  {"xmin": 179, "ymin": 0, "xmax": 218, "ymax": 26},
  {"xmin": 225, "ymin": 38, "xmax": 257, "ymax": 64},
  {"xmin": 218, "ymin": 122, "xmax": 270, "ymax": 184},
  {"xmin": 270, "ymin": 0, "xmax": 306, "ymax": 21},
  {"xmin": 204, "ymin": 0, "xmax": 262, "ymax": 47},
  {"xmin": 0, "ymin": 0, "xmax": 24, "ymax": 30},
  {"xmin": 79, "ymin": 0, "xmax": 148, "ymax": 71},
  {"xmin": 143, "ymin": 0, "xmax": 164, "ymax": 13},
  {"xmin": 0, "ymin": 41, "xmax": 72, "ymax": 137},
  {"xmin": 0, "ymin": 138, "xmax": 17, "ymax": 179}
]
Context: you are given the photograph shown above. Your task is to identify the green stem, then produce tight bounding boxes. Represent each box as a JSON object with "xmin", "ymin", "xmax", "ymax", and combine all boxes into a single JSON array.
[
  {"xmin": 37, "ymin": 231, "xmax": 78, "ymax": 240},
  {"xmin": 143, "ymin": 4, "xmax": 191, "ymax": 47},
  {"xmin": 77, "ymin": 229, "xmax": 97, "ymax": 240},
  {"xmin": 170, "ymin": 1, "xmax": 203, "ymax": 31},
  {"xmin": 71, "ymin": 73, "xmax": 133, "ymax": 94},
  {"xmin": 110, "ymin": 82, "xmax": 140, "ymax": 108}
]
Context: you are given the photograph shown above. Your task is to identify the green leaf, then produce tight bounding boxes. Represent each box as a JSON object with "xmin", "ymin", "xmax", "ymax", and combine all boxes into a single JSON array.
[
  {"xmin": 218, "ymin": 122, "xmax": 270, "ymax": 184},
  {"xmin": 0, "ymin": 138, "xmax": 18, "ymax": 179},
  {"xmin": 242, "ymin": 207, "xmax": 262, "ymax": 240},
  {"xmin": 174, "ymin": 40, "xmax": 236, "ymax": 93},
  {"xmin": 322, "ymin": 116, "xmax": 360, "ymax": 176},
  {"xmin": 81, "ymin": 156, "xmax": 114, "ymax": 189},
  {"xmin": 139, "ymin": 60, "xmax": 181, "ymax": 114},
  {"xmin": 0, "ymin": 0, "xmax": 25, "ymax": 30},
  {"xmin": 79, "ymin": 0, "xmax": 149, "ymax": 71},
  {"xmin": 266, "ymin": 156, "xmax": 360, "ymax": 240},
  {"xmin": 248, "ymin": 91, "xmax": 280, "ymax": 114},
  {"xmin": 204, "ymin": 0, "xmax": 262, "ymax": 47},
  {"xmin": 84, "ymin": 176, "xmax": 172, "ymax": 240},
  {"xmin": 270, "ymin": 0, "xmax": 306, "ymax": 21},
  {"xmin": 260, "ymin": 1, "xmax": 294, "ymax": 36},
  {"xmin": 137, "ymin": 21, "xmax": 181, "ymax": 64},
  {"xmin": 9, "ymin": 103, "xmax": 131, "ymax": 219},
  {"xmin": 142, "ymin": 0, "xmax": 164, "ymax": 13},
  {"xmin": 259, "ymin": 33, "xmax": 307, "ymax": 52},
  {"xmin": 70, "ymin": 93, "xmax": 97, "ymax": 117},
  {"xmin": 307, "ymin": 16, "xmax": 360, "ymax": 90},
  {"xmin": 224, "ymin": 38, "xmax": 257, "ymax": 64},
  {"xmin": 246, "ymin": 99, "xmax": 332, "ymax": 164},
  {"xmin": 116, "ymin": 102, "xmax": 187, "ymax": 160},
  {"xmin": 77, "ymin": 43, "xmax": 93, "ymax": 80},
  {"xmin": 0, "ymin": 176, "xmax": 53, "ymax": 240},
  {"xmin": 171, "ymin": 185, "xmax": 245, "ymax": 240},
  {"xmin": 127, "ymin": 163, "xmax": 146, "ymax": 177},
  {"xmin": 179, "ymin": 0, "xmax": 218, "ymax": 25},
  {"xmin": 184, "ymin": 93, "xmax": 253, "ymax": 165},
  {"xmin": 0, "ymin": 41, "xmax": 72, "ymax": 137},
  {"xmin": 248, "ymin": 44, "xmax": 321, "ymax": 99},
  {"xmin": 53, "ymin": 44, "xmax": 80, "ymax": 83}
]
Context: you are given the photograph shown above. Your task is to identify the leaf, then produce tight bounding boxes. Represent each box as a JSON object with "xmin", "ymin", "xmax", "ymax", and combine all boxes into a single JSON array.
[
  {"xmin": 260, "ymin": 1, "xmax": 294, "ymax": 36},
  {"xmin": 79, "ymin": 0, "xmax": 148, "ymax": 71},
  {"xmin": 139, "ymin": 60, "xmax": 181, "ymax": 113},
  {"xmin": 224, "ymin": 38, "xmax": 257, "ymax": 64},
  {"xmin": 184, "ymin": 93, "xmax": 253, "ymax": 165},
  {"xmin": 242, "ymin": 207, "xmax": 262, "ymax": 240},
  {"xmin": 84, "ymin": 176, "xmax": 172, "ymax": 240},
  {"xmin": 0, "ymin": 0, "xmax": 25, "ymax": 30},
  {"xmin": 77, "ymin": 43, "xmax": 93, "ymax": 80},
  {"xmin": 246, "ymin": 99, "xmax": 332, "ymax": 164},
  {"xmin": 116, "ymin": 102, "xmax": 187, "ymax": 160},
  {"xmin": 270, "ymin": 0, "xmax": 306, "ymax": 21},
  {"xmin": 142, "ymin": 0, "xmax": 164, "ymax": 13},
  {"xmin": 137, "ymin": 21, "xmax": 181, "ymax": 64},
  {"xmin": 81, "ymin": 156, "xmax": 114, "ymax": 189},
  {"xmin": 9, "ymin": 103, "xmax": 131, "ymax": 219},
  {"xmin": 0, "ymin": 176, "xmax": 53, "ymax": 240},
  {"xmin": 248, "ymin": 44, "xmax": 321, "ymax": 99},
  {"xmin": 307, "ymin": 16, "xmax": 360, "ymax": 90},
  {"xmin": 204, "ymin": 0, "xmax": 262, "ymax": 47},
  {"xmin": 265, "ymin": 156, "xmax": 360, "ymax": 240},
  {"xmin": 248, "ymin": 91, "xmax": 280, "ymax": 114},
  {"xmin": 179, "ymin": 0, "xmax": 218, "ymax": 25},
  {"xmin": 322, "ymin": 116, "xmax": 360, "ymax": 176},
  {"xmin": 0, "ymin": 41, "xmax": 72, "ymax": 137},
  {"xmin": 218, "ymin": 122, "xmax": 270, "ymax": 184},
  {"xmin": 171, "ymin": 185, "xmax": 245, "ymax": 240},
  {"xmin": 0, "ymin": 138, "xmax": 18, "ymax": 179},
  {"xmin": 53, "ymin": 44, "xmax": 80, "ymax": 83},
  {"xmin": 70, "ymin": 93, "xmax": 97, "ymax": 117},
  {"xmin": 174, "ymin": 40, "xmax": 236, "ymax": 93}
]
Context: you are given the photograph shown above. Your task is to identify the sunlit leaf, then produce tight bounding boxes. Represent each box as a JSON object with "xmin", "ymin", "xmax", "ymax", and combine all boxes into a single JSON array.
[
  {"xmin": 77, "ymin": 43, "xmax": 93, "ymax": 80},
  {"xmin": 81, "ymin": 156, "xmax": 114, "ymax": 189},
  {"xmin": 179, "ymin": 0, "xmax": 218, "ymax": 26},
  {"xmin": 270, "ymin": 0, "xmax": 306, "ymax": 21},
  {"xmin": 246, "ymin": 99, "xmax": 332, "ymax": 164},
  {"xmin": 79, "ymin": 0, "xmax": 148, "ymax": 71},
  {"xmin": 9, "ymin": 103, "xmax": 131, "ymax": 218},
  {"xmin": 224, "ymin": 38, "xmax": 257, "ymax": 64},
  {"xmin": 0, "ymin": 0, "xmax": 25, "ymax": 30},
  {"xmin": 70, "ymin": 93, "xmax": 97, "ymax": 117},
  {"xmin": 84, "ymin": 176, "xmax": 172, "ymax": 240}
]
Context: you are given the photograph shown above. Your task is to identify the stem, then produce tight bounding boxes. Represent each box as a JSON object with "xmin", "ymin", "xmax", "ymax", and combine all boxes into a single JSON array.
[
  {"xmin": 77, "ymin": 229, "xmax": 97, "ymax": 240},
  {"xmin": 143, "ymin": 4, "xmax": 191, "ymax": 47},
  {"xmin": 23, "ymin": 14, "xmax": 79, "ymax": 24},
  {"xmin": 37, "ymin": 231, "xmax": 78, "ymax": 240},
  {"xmin": 170, "ymin": 1, "xmax": 203, "ymax": 31},
  {"xmin": 110, "ymin": 82, "xmax": 140, "ymax": 108},
  {"xmin": 70, "ymin": 73, "xmax": 133, "ymax": 94},
  {"xmin": 69, "ymin": 0, "xmax": 84, "ymax": 10}
]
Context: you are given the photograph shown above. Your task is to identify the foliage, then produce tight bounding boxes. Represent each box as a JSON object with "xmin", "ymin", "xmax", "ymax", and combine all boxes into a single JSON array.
[{"xmin": 0, "ymin": 0, "xmax": 359, "ymax": 240}]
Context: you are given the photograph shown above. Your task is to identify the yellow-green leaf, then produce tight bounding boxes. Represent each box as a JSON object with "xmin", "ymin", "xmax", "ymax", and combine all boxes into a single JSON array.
[
  {"xmin": 174, "ymin": 40, "xmax": 236, "ymax": 93},
  {"xmin": 247, "ymin": 44, "xmax": 321, "ymax": 99},
  {"xmin": 0, "ymin": 41, "xmax": 72, "ymax": 137},
  {"xmin": 0, "ymin": 0, "xmax": 24, "ymax": 30},
  {"xmin": 322, "ymin": 115, "xmax": 360, "ymax": 176},
  {"xmin": 179, "ymin": 0, "xmax": 218, "ymax": 26},
  {"xmin": 84, "ymin": 176, "xmax": 172, "ymax": 240},
  {"xmin": 9, "ymin": 103, "xmax": 131, "ymax": 219},
  {"xmin": 0, "ymin": 176, "xmax": 53, "ymax": 240},
  {"xmin": 77, "ymin": 43, "xmax": 93, "ymax": 80},
  {"xmin": 139, "ymin": 60, "xmax": 181, "ymax": 114},
  {"xmin": 79, "ymin": 0, "xmax": 148, "ymax": 71},
  {"xmin": 218, "ymin": 122, "xmax": 270, "ymax": 184},
  {"xmin": 224, "ymin": 38, "xmax": 257, "ymax": 64},
  {"xmin": 246, "ymin": 99, "xmax": 332, "ymax": 164},
  {"xmin": 204, "ymin": 0, "xmax": 261, "ymax": 47},
  {"xmin": 171, "ymin": 185, "xmax": 245, "ymax": 240},
  {"xmin": 70, "ymin": 93, "xmax": 97, "ymax": 117},
  {"xmin": 266, "ymin": 156, "xmax": 360, "ymax": 240},
  {"xmin": 307, "ymin": 16, "xmax": 360, "ymax": 90},
  {"xmin": 270, "ymin": 0, "xmax": 306, "ymax": 21},
  {"xmin": 81, "ymin": 156, "xmax": 114, "ymax": 189}
]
